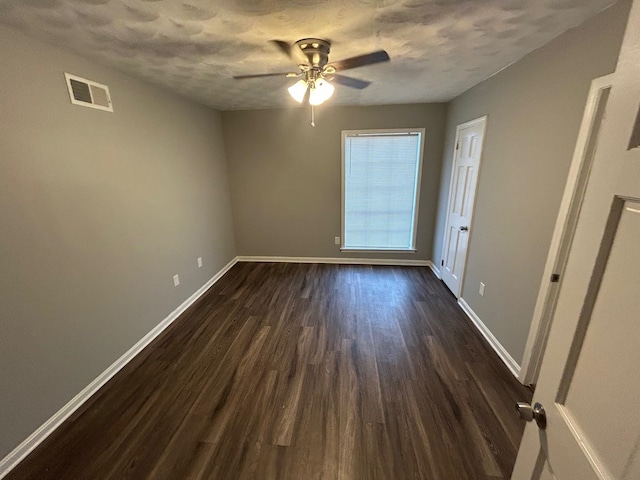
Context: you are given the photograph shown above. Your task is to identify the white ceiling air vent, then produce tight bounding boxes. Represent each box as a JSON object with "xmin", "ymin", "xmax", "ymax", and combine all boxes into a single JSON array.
[{"xmin": 64, "ymin": 73, "xmax": 113, "ymax": 112}]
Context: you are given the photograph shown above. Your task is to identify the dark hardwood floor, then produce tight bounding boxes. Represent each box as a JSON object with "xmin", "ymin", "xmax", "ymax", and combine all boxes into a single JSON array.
[{"xmin": 7, "ymin": 262, "xmax": 532, "ymax": 480}]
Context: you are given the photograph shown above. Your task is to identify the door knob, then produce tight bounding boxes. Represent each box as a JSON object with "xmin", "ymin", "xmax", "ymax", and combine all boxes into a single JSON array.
[
  {"xmin": 516, "ymin": 402, "xmax": 547, "ymax": 430},
  {"xmin": 460, "ymin": 226, "xmax": 469, "ymax": 231}
]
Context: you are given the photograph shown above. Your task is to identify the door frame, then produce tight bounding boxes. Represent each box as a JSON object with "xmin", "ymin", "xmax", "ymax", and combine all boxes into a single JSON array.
[
  {"xmin": 519, "ymin": 74, "xmax": 614, "ymax": 385},
  {"xmin": 440, "ymin": 115, "xmax": 488, "ymax": 298}
]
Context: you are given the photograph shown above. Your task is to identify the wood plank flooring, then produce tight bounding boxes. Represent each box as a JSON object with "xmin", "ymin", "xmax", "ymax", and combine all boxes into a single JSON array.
[{"xmin": 6, "ymin": 262, "xmax": 533, "ymax": 480}]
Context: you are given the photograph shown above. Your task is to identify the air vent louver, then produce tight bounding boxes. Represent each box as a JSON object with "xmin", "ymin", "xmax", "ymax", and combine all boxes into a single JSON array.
[{"xmin": 64, "ymin": 73, "xmax": 113, "ymax": 112}]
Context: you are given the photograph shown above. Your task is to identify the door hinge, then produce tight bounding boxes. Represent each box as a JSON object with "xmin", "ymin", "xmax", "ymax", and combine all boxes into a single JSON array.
[
  {"xmin": 441, "ymin": 259, "xmax": 444, "ymax": 266},
  {"xmin": 456, "ymin": 142, "xmax": 459, "ymax": 150},
  {"xmin": 550, "ymin": 273, "xmax": 560, "ymax": 283}
]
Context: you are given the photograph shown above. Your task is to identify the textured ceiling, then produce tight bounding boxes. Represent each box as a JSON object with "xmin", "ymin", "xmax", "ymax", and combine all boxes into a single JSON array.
[{"xmin": 0, "ymin": 0, "xmax": 616, "ymax": 110}]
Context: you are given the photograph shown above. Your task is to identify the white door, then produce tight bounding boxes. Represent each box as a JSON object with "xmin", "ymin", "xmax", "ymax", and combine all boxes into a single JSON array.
[
  {"xmin": 512, "ymin": 2, "xmax": 640, "ymax": 479},
  {"xmin": 441, "ymin": 116, "xmax": 486, "ymax": 297}
]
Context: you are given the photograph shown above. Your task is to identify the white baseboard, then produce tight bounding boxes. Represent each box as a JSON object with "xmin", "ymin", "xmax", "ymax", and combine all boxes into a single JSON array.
[
  {"xmin": 236, "ymin": 255, "xmax": 432, "ymax": 267},
  {"xmin": 457, "ymin": 298, "xmax": 521, "ymax": 379},
  {"xmin": 429, "ymin": 262, "xmax": 441, "ymax": 278},
  {"xmin": 0, "ymin": 257, "xmax": 238, "ymax": 479}
]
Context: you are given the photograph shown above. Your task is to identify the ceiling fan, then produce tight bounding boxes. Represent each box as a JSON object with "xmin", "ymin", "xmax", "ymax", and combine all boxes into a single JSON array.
[{"xmin": 233, "ymin": 38, "xmax": 390, "ymax": 112}]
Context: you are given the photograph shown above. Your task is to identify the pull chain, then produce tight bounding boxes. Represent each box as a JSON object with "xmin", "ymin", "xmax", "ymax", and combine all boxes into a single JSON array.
[{"xmin": 311, "ymin": 104, "xmax": 315, "ymax": 127}]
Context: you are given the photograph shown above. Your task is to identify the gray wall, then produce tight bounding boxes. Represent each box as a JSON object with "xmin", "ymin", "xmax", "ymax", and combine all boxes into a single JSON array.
[
  {"xmin": 0, "ymin": 25, "xmax": 236, "ymax": 457},
  {"xmin": 432, "ymin": 0, "xmax": 631, "ymax": 366},
  {"xmin": 222, "ymin": 104, "xmax": 447, "ymax": 261}
]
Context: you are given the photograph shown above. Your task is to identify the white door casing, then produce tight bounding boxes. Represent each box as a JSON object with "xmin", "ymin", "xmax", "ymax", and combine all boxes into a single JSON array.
[
  {"xmin": 441, "ymin": 116, "xmax": 487, "ymax": 297},
  {"xmin": 512, "ymin": 1, "xmax": 640, "ymax": 479},
  {"xmin": 519, "ymin": 75, "xmax": 613, "ymax": 386}
]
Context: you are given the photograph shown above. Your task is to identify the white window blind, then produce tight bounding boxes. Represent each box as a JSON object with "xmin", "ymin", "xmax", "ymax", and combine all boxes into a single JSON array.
[{"xmin": 342, "ymin": 130, "xmax": 424, "ymax": 250}]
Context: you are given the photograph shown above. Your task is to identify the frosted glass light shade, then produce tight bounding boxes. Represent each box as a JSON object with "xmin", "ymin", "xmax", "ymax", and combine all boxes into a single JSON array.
[
  {"xmin": 309, "ymin": 79, "xmax": 334, "ymax": 105},
  {"xmin": 288, "ymin": 79, "xmax": 308, "ymax": 103}
]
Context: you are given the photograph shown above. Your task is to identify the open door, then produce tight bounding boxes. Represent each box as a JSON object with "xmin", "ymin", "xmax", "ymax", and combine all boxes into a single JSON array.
[{"xmin": 512, "ymin": 1, "xmax": 640, "ymax": 478}]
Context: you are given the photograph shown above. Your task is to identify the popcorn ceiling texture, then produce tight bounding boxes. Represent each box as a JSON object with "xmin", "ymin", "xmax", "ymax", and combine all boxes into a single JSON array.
[{"xmin": 0, "ymin": 0, "xmax": 616, "ymax": 110}]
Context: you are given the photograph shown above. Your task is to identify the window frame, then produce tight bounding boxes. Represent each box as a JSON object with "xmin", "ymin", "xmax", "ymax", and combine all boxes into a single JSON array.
[{"xmin": 340, "ymin": 128, "xmax": 426, "ymax": 253}]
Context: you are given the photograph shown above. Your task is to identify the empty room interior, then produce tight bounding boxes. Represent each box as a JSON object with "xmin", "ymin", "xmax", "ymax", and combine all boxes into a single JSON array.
[{"xmin": 1, "ymin": 0, "xmax": 637, "ymax": 479}]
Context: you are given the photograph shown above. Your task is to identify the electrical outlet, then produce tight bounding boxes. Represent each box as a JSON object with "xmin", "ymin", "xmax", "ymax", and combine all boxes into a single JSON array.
[
  {"xmin": 197, "ymin": 257, "xmax": 203, "ymax": 268},
  {"xmin": 479, "ymin": 282, "xmax": 486, "ymax": 296},
  {"xmin": 334, "ymin": 236, "xmax": 340, "ymax": 245},
  {"xmin": 173, "ymin": 274, "xmax": 180, "ymax": 287}
]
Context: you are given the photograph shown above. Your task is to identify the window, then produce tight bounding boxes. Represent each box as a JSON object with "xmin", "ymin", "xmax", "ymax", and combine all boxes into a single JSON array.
[{"xmin": 341, "ymin": 129, "xmax": 425, "ymax": 251}]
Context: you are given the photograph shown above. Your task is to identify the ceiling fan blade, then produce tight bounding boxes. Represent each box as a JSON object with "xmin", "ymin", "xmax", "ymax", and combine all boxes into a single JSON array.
[
  {"xmin": 271, "ymin": 40, "xmax": 309, "ymax": 66},
  {"xmin": 330, "ymin": 50, "xmax": 390, "ymax": 72},
  {"xmin": 233, "ymin": 72, "xmax": 296, "ymax": 80},
  {"xmin": 331, "ymin": 74, "xmax": 371, "ymax": 90}
]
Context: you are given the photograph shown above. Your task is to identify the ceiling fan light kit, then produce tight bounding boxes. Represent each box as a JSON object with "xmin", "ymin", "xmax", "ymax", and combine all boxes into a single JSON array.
[
  {"xmin": 288, "ymin": 79, "xmax": 308, "ymax": 103},
  {"xmin": 288, "ymin": 78, "xmax": 335, "ymax": 105},
  {"xmin": 234, "ymin": 38, "xmax": 390, "ymax": 125},
  {"xmin": 309, "ymin": 79, "xmax": 334, "ymax": 106}
]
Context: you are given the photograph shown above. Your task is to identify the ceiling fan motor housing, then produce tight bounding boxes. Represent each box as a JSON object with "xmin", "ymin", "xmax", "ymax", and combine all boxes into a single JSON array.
[{"xmin": 295, "ymin": 38, "xmax": 331, "ymax": 68}]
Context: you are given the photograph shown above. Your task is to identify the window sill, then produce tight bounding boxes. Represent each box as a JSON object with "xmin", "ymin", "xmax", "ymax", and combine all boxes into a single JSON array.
[{"xmin": 340, "ymin": 248, "xmax": 417, "ymax": 253}]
